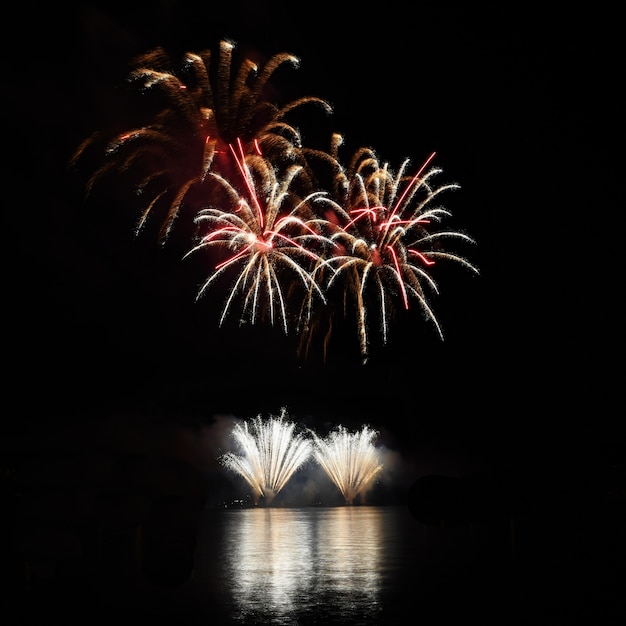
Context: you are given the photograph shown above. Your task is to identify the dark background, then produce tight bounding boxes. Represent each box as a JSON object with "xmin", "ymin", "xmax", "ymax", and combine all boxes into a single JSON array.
[
  {"xmin": 3, "ymin": 2, "xmax": 624, "ymax": 623},
  {"xmin": 5, "ymin": 1, "xmax": 621, "ymax": 458}
]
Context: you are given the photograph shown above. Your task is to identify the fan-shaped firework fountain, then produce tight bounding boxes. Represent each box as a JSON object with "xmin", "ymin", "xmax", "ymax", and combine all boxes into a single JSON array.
[
  {"xmin": 220, "ymin": 409, "xmax": 312, "ymax": 505},
  {"xmin": 311, "ymin": 425, "xmax": 383, "ymax": 505}
]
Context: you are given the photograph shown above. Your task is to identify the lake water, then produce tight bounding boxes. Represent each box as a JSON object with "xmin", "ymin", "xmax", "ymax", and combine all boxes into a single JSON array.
[
  {"xmin": 195, "ymin": 506, "xmax": 426, "ymax": 625},
  {"xmin": 141, "ymin": 504, "xmax": 528, "ymax": 625},
  {"xmin": 12, "ymin": 498, "xmax": 621, "ymax": 625}
]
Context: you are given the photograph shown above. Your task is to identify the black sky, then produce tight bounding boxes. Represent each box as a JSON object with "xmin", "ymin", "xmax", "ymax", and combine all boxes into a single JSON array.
[{"xmin": 4, "ymin": 2, "xmax": 622, "ymax": 474}]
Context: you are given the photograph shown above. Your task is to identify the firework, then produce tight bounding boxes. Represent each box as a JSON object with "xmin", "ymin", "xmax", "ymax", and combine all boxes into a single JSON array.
[
  {"xmin": 299, "ymin": 147, "xmax": 479, "ymax": 363},
  {"xmin": 311, "ymin": 425, "xmax": 383, "ymax": 505},
  {"xmin": 220, "ymin": 409, "xmax": 312, "ymax": 505},
  {"xmin": 69, "ymin": 37, "xmax": 479, "ymax": 364},
  {"xmin": 182, "ymin": 140, "xmax": 335, "ymax": 333},
  {"xmin": 69, "ymin": 39, "xmax": 332, "ymax": 243}
]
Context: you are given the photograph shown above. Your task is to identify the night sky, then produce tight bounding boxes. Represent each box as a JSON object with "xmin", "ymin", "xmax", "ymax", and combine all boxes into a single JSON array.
[
  {"xmin": 4, "ymin": 3, "xmax": 622, "ymax": 485},
  {"xmin": 2, "ymin": 4, "xmax": 624, "ymax": 625}
]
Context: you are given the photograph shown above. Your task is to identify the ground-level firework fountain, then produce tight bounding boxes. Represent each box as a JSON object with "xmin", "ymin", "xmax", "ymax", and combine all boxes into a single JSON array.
[
  {"xmin": 219, "ymin": 409, "xmax": 312, "ymax": 505},
  {"xmin": 220, "ymin": 414, "xmax": 384, "ymax": 506},
  {"xmin": 311, "ymin": 425, "xmax": 383, "ymax": 505}
]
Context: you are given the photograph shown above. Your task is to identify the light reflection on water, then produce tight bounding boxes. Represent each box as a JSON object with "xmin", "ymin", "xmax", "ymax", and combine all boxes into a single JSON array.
[
  {"xmin": 224, "ymin": 507, "xmax": 384, "ymax": 623},
  {"xmin": 194, "ymin": 506, "xmax": 433, "ymax": 625}
]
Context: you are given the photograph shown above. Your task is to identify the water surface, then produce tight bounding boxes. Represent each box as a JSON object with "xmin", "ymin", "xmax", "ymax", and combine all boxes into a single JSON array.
[{"xmin": 191, "ymin": 505, "xmax": 470, "ymax": 625}]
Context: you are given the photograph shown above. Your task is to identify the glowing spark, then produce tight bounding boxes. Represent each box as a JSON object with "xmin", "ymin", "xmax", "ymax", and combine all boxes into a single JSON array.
[
  {"xmin": 183, "ymin": 149, "xmax": 334, "ymax": 333},
  {"xmin": 300, "ymin": 148, "xmax": 479, "ymax": 363},
  {"xmin": 69, "ymin": 39, "xmax": 479, "ymax": 365},
  {"xmin": 220, "ymin": 410, "xmax": 313, "ymax": 505},
  {"xmin": 69, "ymin": 39, "xmax": 333, "ymax": 244},
  {"xmin": 311, "ymin": 425, "xmax": 383, "ymax": 505}
]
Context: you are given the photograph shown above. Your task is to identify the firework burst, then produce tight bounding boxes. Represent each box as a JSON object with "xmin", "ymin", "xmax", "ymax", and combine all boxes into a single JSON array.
[
  {"xmin": 311, "ymin": 425, "xmax": 383, "ymax": 505},
  {"xmin": 299, "ymin": 147, "xmax": 479, "ymax": 363},
  {"xmin": 69, "ymin": 38, "xmax": 479, "ymax": 364},
  {"xmin": 69, "ymin": 39, "xmax": 332, "ymax": 244},
  {"xmin": 182, "ymin": 139, "xmax": 335, "ymax": 333},
  {"xmin": 220, "ymin": 409, "xmax": 313, "ymax": 506}
]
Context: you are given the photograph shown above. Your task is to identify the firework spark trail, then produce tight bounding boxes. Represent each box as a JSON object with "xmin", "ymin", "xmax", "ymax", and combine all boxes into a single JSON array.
[
  {"xmin": 69, "ymin": 39, "xmax": 333, "ymax": 244},
  {"xmin": 69, "ymin": 38, "xmax": 478, "ymax": 363},
  {"xmin": 311, "ymin": 425, "xmax": 383, "ymax": 505},
  {"xmin": 300, "ymin": 148, "xmax": 479, "ymax": 363},
  {"xmin": 183, "ymin": 142, "xmax": 336, "ymax": 333},
  {"xmin": 220, "ymin": 410, "xmax": 313, "ymax": 505}
]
